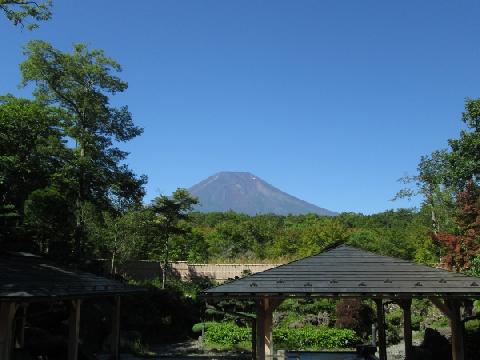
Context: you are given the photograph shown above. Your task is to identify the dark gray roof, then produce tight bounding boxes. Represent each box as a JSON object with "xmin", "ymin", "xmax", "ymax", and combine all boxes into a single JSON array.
[
  {"xmin": 204, "ymin": 244, "xmax": 480, "ymax": 299},
  {"xmin": 0, "ymin": 252, "xmax": 143, "ymax": 301}
]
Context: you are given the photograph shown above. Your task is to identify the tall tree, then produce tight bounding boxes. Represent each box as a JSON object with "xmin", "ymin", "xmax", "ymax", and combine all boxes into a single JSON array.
[
  {"xmin": 405, "ymin": 98, "xmax": 480, "ymax": 271},
  {"xmin": 394, "ymin": 150, "xmax": 454, "ymax": 234},
  {"xmin": 20, "ymin": 40, "xmax": 147, "ymax": 260},
  {"xmin": 0, "ymin": 0, "xmax": 52, "ymax": 29},
  {"xmin": 0, "ymin": 95, "xmax": 69, "ymax": 251},
  {"xmin": 151, "ymin": 189, "xmax": 198, "ymax": 288}
]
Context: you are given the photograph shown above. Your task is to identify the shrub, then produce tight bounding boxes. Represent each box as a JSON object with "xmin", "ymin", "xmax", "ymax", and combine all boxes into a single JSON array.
[
  {"xmin": 274, "ymin": 326, "xmax": 359, "ymax": 350},
  {"xmin": 335, "ymin": 299, "xmax": 374, "ymax": 338},
  {"xmin": 203, "ymin": 322, "xmax": 251, "ymax": 347},
  {"xmin": 203, "ymin": 322, "xmax": 359, "ymax": 350},
  {"xmin": 192, "ymin": 322, "xmax": 217, "ymax": 333}
]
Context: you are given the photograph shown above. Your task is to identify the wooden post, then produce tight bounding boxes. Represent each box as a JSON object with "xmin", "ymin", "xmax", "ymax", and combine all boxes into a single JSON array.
[
  {"xmin": 0, "ymin": 302, "xmax": 16, "ymax": 360},
  {"xmin": 111, "ymin": 296, "xmax": 121, "ymax": 360},
  {"xmin": 256, "ymin": 297, "xmax": 273, "ymax": 360},
  {"xmin": 15, "ymin": 305, "xmax": 27, "ymax": 349},
  {"xmin": 446, "ymin": 300, "xmax": 464, "ymax": 360},
  {"xmin": 431, "ymin": 298, "xmax": 465, "ymax": 360},
  {"xmin": 400, "ymin": 299, "xmax": 412, "ymax": 360},
  {"xmin": 68, "ymin": 300, "xmax": 82, "ymax": 360},
  {"xmin": 375, "ymin": 299, "xmax": 387, "ymax": 360}
]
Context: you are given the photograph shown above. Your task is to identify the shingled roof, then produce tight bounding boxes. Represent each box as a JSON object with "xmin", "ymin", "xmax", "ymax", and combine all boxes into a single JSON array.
[
  {"xmin": 0, "ymin": 252, "xmax": 143, "ymax": 301},
  {"xmin": 204, "ymin": 244, "xmax": 480, "ymax": 298}
]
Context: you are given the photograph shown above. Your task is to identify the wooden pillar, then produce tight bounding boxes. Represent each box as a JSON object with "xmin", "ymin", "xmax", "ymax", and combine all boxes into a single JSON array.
[
  {"xmin": 375, "ymin": 299, "xmax": 387, "ymax": 360},
  {"xmin": 400, "ymin": 299, "xmax": 412, "ymax": 360},
  {"xmin": 431, "ymin": 298, "xmax": 465, "ymax": 360},
  {"xmin": 256, "ymin": 297, "xmax": 273, "ymax": 360},
  {"xmin": 15, "ymin": 305, "xmax": 27, "ymax": 349},
  {"xmin": 111, "ymin": 296, "xmax": 121, "ymax": 360},
  {"xmin": 0, "ymin": 302, "xmax": 16, "ymax": 360},
  {"xmin": 68, "ymin": 299, "xmax": 82, "ymax": 360},
  {"xmin": 447, "ymin": 300, "xmax": 464, "ymax": 360}
]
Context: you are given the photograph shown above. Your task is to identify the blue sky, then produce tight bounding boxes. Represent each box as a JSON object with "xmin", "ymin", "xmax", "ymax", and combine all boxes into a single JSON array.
[{"xmin": 1, "ymin": 1, "xmax": 479, "ymax": 214}]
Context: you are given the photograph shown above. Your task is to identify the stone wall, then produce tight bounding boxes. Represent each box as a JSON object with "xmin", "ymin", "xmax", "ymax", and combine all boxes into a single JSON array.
[{"xmin": 111, "ymin": 260, "xmax": 280, "ymax": 283}]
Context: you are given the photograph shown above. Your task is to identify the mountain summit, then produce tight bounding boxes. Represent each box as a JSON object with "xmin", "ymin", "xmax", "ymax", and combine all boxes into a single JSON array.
[{"xmin": 188, "ymin": 172, "xmax": 336, "ymax": 216}]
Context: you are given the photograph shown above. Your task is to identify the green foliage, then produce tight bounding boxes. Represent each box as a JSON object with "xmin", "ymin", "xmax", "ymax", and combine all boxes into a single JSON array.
[
  {"xmin": 202, "ymin": 322, "xmax": 359, "ymax": 350},
  {"xmin": 203, "ymin": 322, "xmax": 251, "ymax": 348},
  {"xmin": 192, "ymin": 321, "xmax": 217, "ymax": 333},
  {"xmin": 274, "ymin": 326, "xmax": 359, "ymax": 350},
  {"xmin": 0, "ymin": 0, "xmax": 52, "ymax": 29},
  {"xmin": 20, "ymin": 40, "xmax": 146, "ymax": 260},
  {"xmin": 149, "ymin": 189, "xmax": 199, "ymax": 288}
]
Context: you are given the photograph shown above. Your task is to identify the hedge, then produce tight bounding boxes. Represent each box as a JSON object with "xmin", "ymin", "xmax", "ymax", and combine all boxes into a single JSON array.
[{"xmin": 201, "ymin": 322, "xmax": 359, "ymax": 350}]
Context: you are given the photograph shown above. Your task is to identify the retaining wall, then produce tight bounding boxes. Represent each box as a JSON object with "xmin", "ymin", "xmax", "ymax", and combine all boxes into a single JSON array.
[{"xmin": 109, "ymin": 260, "xmax": 280, "ymax": 283}]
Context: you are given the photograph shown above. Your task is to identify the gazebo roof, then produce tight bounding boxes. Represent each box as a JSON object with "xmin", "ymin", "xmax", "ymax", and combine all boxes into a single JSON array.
[
  {"xmin": 204, "ymin": 244, "xmax": 480, "ymax": 299},
  {"xmin": 0, "ymin": 252, "xmax": 143, "ymax": 301}
]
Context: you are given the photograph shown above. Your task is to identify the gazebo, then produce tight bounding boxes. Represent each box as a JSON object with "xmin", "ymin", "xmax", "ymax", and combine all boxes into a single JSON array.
[
  {"xmin": 0, "ymin": 251, "xmax": 144, "ymax": 360},
  {"xmin": 204, "ymin": 244, "xmax": 480, "ymax": 360}
]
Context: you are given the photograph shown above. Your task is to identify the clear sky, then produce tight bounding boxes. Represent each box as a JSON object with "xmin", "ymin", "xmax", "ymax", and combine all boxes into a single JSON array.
[{"xmin": 1, "ymin": 1, "xmax": 479, "ymax": 214}]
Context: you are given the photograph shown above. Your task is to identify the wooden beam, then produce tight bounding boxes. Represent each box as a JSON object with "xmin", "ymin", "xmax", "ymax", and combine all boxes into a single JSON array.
[
  {"xmin": 255, "ymin": 297, "xmax": 273, "ymax": 360},
  {"xmin": 0, "ymin": 302, "xmax": 16, "ymax": 360},
  {"xmin": 68, "ymin": 300, "xmax": 81, "ymax": 360},
  {"xmin": 446, "ymin": 300, "xmax": 464, "ymax": 360},
  {"xmin": 111, "ymin": 296, "xmax": 121, "ymax": 360},
  {"xmin": 430, "ymin": 298, "xmax": 453, "ymax": 320},
  {"xmin": 399, "ymin": 299, "xmax": 412, "ymax": 360},
  {"xmin": 375, "ymin": 299, "xmax": 387, "ymax": 360}
]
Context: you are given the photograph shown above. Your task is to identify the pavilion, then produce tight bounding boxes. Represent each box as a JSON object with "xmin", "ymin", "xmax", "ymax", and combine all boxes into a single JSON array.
[
  {"xmin": 0, "ymin": 251, "xmax": 144, "ymax": 360},
  {"xmin": 204, "ymin": 244, "xmax": 480, "ymax": 360}
]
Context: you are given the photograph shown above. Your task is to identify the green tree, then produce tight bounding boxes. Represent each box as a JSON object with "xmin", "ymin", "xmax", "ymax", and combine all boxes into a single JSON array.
[
  {"xmin": 0, "ymin": 96, "xmax": 70, "ymax": 251},
  {"xmin": 404, "ymin": 98, "xmax": 480, "ymax": 270},
  {"xmin": 98, "ymin": 209, "xmax": 153, "ymax": 274},
  {"xmin": 20, "ymin": 40, "xmax": 146, "ymax": 260},
  {"xmin": 151, "ymin": 188, "xmax": 198, "ymax": 288},
  {"xmin": 394, "ymin": 151, "xmax": 454, "ymax": 234},
  {"xmin": 0, "ymin": 0, "xmax": 52, "ymax": 29}
]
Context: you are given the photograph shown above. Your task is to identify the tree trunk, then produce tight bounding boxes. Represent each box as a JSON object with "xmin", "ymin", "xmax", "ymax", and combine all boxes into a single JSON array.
[
  {"xmin": 162, "ymin": 236, "xmax": 169, "ymax": 289},
  {"xmin": 74, "ymin": 145, "xmax": 85, "ymax": 260},
  {"xmin": 111, "ymin": 251, "xmax": 116, "ymax": 275}
]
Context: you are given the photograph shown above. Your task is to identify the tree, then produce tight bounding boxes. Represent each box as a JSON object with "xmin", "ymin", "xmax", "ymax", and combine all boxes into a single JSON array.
[
  {"xmin": 0, "ymin": 95, "xmax": 69, "ymax": 251},
  {"xmin": 433, "ymin": 181, "xmax": 480, "ymax": 271},
  {"xmin": 404, "ymin": 98, "xmax": 480, "ymax": 271},
  {"xmin": 20, "ymin": 40, "xmax": 147, "ymax": 260},
  {"xmin": 151, "ymin": 189, "xmax": 198, "ymax": 288},
  {"xmin": 0, "ymin": 0, "xmax": 52, "ymax": 29},
  {"xmin": 98, "ymin": 209, "xmax": 153, "ymax": 274},
  {"xmin": 394, "ymin": 150, "xmax": 454, "ymax": 234},
  {"xmin": 445, "ymin": 98, "xmax": 480, "ymax": 190}
]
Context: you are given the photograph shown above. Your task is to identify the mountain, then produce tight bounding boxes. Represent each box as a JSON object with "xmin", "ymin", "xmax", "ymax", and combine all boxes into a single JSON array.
[{"xmin": 188, "ymin": 172, "xmax": 336, "ymax": 216}]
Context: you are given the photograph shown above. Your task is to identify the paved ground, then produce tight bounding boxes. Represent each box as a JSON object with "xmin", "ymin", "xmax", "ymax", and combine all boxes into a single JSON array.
[{"xmin": 104, "ymin": 339, "xmax": 418, "ymax": 359}]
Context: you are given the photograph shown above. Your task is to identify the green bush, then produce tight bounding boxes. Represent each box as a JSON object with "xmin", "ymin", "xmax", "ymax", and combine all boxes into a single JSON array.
[
  {"xmin": 274, "ymin": 326, "xmax": 359, "ymax": 350},
  {"xmin": 411, "ymin": 314, "xmax": 422, "ymax": 331},
  {"xmin": 203, "ymin": 322, "xmax": 359, "ymax": 350},
  {"xmin": 192, "ymin": 321, "xmax": 217, "ymax": 333},
  {"xmin": 203, "ymin": 322, "xmax": 251, "ymax": 347}
]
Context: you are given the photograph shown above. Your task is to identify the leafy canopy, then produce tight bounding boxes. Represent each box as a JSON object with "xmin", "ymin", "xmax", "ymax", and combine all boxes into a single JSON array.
[
  {"xmin": 20, "ymin": 40, "xmax": 146, "ymax": 211},
  {"xmin": 0, "ymin": 0, "xmax": 52, "ymax": 29}
]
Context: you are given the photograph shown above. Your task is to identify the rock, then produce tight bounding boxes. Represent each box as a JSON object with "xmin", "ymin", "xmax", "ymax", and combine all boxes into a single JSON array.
[
  {"xmin": 288, "ymin": 320, "xmax": 305, "ymax": 329},
  {"xmin": 422, "ymin": 328, "xmax": 452, "ymax": 360},
  {"xmin": 304, "ymin": 314, "xmax": 319, "ymax": 325},
  {"xmin": 317, "ymin": 311, "xmax": 330, "ymax": 326}
]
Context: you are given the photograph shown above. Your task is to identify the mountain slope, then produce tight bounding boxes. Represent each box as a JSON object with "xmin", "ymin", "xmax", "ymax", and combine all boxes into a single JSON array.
[{"xmin": 188, "ymin": 172, "xmax": 336, "ymax": 216}]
